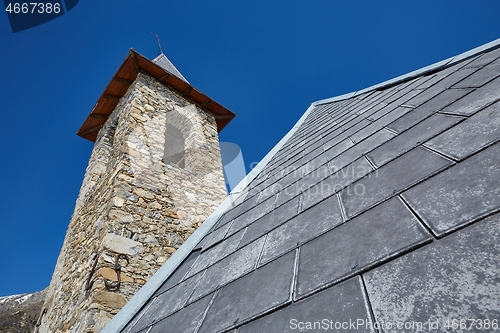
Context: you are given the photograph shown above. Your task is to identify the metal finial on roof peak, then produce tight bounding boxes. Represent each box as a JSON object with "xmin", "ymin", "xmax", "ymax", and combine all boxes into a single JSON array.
[{"xmin": 151, "ymin": 32, "xmax": 163, "ymax": 56}]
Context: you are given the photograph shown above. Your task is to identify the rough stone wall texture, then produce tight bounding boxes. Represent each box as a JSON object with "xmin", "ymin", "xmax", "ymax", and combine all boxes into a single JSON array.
[{"xmin": 37, "ymin": 73, "xmax": 227, "ymax": 333}]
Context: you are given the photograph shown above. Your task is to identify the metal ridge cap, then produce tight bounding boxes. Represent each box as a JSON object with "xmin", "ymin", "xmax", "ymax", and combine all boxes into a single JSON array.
[
  {"xmin": 313, "ymin": 37, "xmax": 500, "ymax": 106},
  {"xmin": 100, "ymin": 103, "xmax": 316, "ymax": 333}
]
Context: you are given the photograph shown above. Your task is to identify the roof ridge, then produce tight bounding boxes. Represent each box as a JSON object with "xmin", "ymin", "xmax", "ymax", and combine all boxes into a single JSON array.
[{"xmin": 314, "ymin": 37, "xmax": 500, "ymax": 106}]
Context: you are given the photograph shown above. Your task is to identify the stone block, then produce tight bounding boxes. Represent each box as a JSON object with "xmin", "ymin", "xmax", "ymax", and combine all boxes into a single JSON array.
[
  {"xmin": 108, "ymin": 209, "xmax": 135, "ymax": 223},
  {"xmin": 93, "ymin": 291, "xmax": 127, "ymax": 309},
  {"xmin": 96, "ymin": 267, "xmax": 133, "ymax": 283},
  {"xmin": 102, "ymin": 233, "xmax": 143, "ymax": 255}
]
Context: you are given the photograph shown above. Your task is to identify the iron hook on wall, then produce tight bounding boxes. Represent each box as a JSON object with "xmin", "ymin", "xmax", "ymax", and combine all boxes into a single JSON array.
[
  {"xmin": 34, "ymin": 308, "xmax": 47, "ymax": 333},
  {"xmin": 84, "ymin": 253, "xmax": 99, "ymax": 291},
  {"xmin": 104, "ymin": 254, "xmax": 129, "ymax": 291}
]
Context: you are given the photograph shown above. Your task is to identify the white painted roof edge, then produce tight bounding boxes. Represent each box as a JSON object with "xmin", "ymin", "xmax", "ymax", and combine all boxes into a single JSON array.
[
  {"xmin": 102, "ymin": 37, "xmax": 500, "ymax": 333},
  {"xmin": 314, "ymin": 38, "xmax": 500, "ymax": 106},
  {"xmin": 101, "ymin": 103, "xmax": 316, "ymax": 333}
]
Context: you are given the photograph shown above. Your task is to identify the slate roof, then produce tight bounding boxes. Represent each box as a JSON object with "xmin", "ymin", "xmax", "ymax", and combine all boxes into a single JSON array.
[
  {"xmin": 104, "ymin": 39, "xmax": 500, "ymax": 333},
  {"xmin": 152, "ymin": 53, "xmax": 189, "ymax": 83}
]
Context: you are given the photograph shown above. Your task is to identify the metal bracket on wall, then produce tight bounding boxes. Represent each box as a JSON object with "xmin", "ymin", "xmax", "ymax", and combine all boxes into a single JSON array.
[
  {"xmin": 104, "ymin": 254, "xmax": 129, "ymax": 291},
  {"xmin": 84, "ymin": 253, "xmax": 99, "ymax": 291},
  {"xmin": 34, "ymin": 308, "xmax": 47, "ymax": 333}
]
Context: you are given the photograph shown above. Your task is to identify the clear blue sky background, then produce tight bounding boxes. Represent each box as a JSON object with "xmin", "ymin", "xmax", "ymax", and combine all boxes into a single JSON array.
[{"xmin": 1, "ymin": 1, "xmax": 499, "ymax": 297}]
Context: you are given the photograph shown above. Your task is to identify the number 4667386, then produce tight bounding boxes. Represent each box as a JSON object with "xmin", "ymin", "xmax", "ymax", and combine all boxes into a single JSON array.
[{"xmin": 5, "ymin": 3, "xmax": 61, "ymax": 14}]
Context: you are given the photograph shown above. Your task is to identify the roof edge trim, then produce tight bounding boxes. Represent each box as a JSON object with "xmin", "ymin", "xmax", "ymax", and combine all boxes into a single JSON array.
[
  {"xmin": 314, "ymin": 38, "xmax": 500, "ymax": 106},
  {"xmin": 101, "ymin": 104, "xmax": 316, "ymax": 333}
]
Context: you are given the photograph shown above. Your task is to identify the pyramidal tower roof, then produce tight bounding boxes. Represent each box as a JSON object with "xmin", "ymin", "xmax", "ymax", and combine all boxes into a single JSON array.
[
  {"xmin": 152, "ymin": 53, "xmax": 189, "ymax": 83},
  {"xmin": 77, "ymin": 49, "xmax": 235, "ymax": 142}
]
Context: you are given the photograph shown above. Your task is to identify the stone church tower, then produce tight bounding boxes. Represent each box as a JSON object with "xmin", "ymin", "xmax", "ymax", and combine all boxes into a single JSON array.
[{"xmin": 36, "ymin": 50, "xmax": 234, "ymax": 333}]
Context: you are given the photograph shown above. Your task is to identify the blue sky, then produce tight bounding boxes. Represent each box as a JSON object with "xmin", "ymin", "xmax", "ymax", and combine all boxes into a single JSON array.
[{"xmin": 1, "ymin": 1, "xmax": 499, "ymax": 297}]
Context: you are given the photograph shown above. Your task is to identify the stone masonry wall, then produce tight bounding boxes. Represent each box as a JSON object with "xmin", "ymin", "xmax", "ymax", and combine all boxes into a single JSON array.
[{"xmin": 38, "ymin": 73, "xmax": 227, "ymax": 333}]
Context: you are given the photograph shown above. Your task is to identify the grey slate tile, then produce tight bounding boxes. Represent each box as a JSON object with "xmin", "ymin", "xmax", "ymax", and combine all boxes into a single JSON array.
[
  {"xmin": 435, "ymin": 66, "xmax": 483, "ymax": 88},
  {"xmin": 362, "ymin": 101, "xmax": 389, "ymax": 119},
  {"xmin": 329, "ymin": 121, "xmax": 354, "ymax": 135},
  {"xmin": 465, "ymin": 46, "xmax": 500, "ymax": 67},
  {"xmin": 296, "ymin": 197, "xmax": 430, "ymax": 299},
  {"xmin": 454, "ymin": 61, "xmax": 500, "ymax": 88},
  {"xmin": 147, "ymin": 294, "xmax": 214, "ymax": 333},
  {"xmin": 133, "ymin": 272, "xmax": 204, "ymax": 329},
  {"xmin": 357, "ymin": 99, "xmax": 386, "ymax": 116},
  {"xmin": 256, "ymin": 173, "xmax": 280, "ymax": 194},
  {"xmin": 301, "ymin": 157, "xmax": 373, "ymax": 211},
  {"xmin": 282, "ymin": 135, "xmax": 305, "ymax": 150},
  {"xmin": 412, "ymin": 73, "xmax": 437, "ymax": 90},
  {"xmin": 154, "ymin": 250, "xmax": 200, "ymax": 295},
  {"xmin": 189, "ymin": 237, "xmax": 266, "ymax": 302},
  {"xmin": 200, "ymin": 221, "xmax": 231, "ymax": 250},
  {"xmin": 364, "ymin": 213, "xmax": 500, "ymax": 333},
  {"xmin": 402, "ymin": 75, "xmax": 433, "ymax": 91},
  {"xmin": 303, "ymin": 135, "xmax": 325, "ymax": 155},
  {"xmin": 367, "ymin": 113, "xmax": 464, "ymax": 167},
  {"xmin": 226, "ymin": 194, "xmax": 276, "ymax": 237},
  {"xmin": 260, "ymin": 194, "xmax": 343, "ymax": 265},
  {"xmin": 282, "ymin": 164, "xmax": 330, "ymax": 206},
  {"xmin": 415, "ymin": 62, "xmax": 464, "ymax": 91},
  {"xmin": 213, "ymin": 214, "xmax": 234, "ymax": 231},
  {"xmin": 276, "ymin": 182, "xmax": 304, "ymax": 207},
  {"xmin": 353, "ymin": 94, "xmax": 384, "ymax": 116},
  {"xmin": 303, "ymin": 117, "xmax": 336, "ymax": 138},
  {"xmin": 344, "ymin": 117, "xmax": 373, "ymax": 135},
  {"xmin": 425, "ymin": 100, "xmax": 500, "ymax": 160},
  {"xmin": 319, "ymin": 128, "xmax": 343, "ymax": 147},
  {"xmin": 367, "ymin": 90, "xmax": 420, "ymax": 121},
  {"xmin": 420, "ymin": 59, "xmax": 478, "ymax": 90},
  {"xmin": 252, "ymin": 167, "xmax": 269, "ymax": 184},
  {"xmin": 342, "ymin": 146, "xmax": 452, "ymax": 219},
  {"xmin": 122, "ymin": 299, "xmax": 155, "ymax": 333},
  {"xmin": 388, "ymin": 89, "xmax": 471, "ymax": 133},
  {"xmin": 274, "ymin": 165, "xmax": 325, "ymax": 208},
  {"xmin": 266, "ymin": 166, "xmax": 300, "ymax": 194},
  {"xmin": 279, "ymin": 150, "xmax": 307, "ymax": 172},
  {"xmin": 238, "ymin": 196, "xmax": 300, "ymax": 249},
  {"xmin": 185, "ymin": 229, "xmax": 245, "ymax": 279},
  {"xmin": 238, "ymin": 276, "xmax": 375, "ymax": 333},
  {"xmin": 403, "ymin": 85, "xmax": 443, "ymax": 108},
  {"xmin": 273, "ymin": 184, "xmax": 302, "ymax": 208},
  {"xmin": 405, "ymin": 75, "xmax": 476, "ymax": 111},
  {"xmin": 131, "ymin": 329, "xmax": 148, "ymax": 333},
  {"xmin": 351, "ymin": 106, "xmax": 413, "ymax": 143},
  {"xmin": 402, "ymin": 142, "xmax": 500, "ymax": 237},
  {"xmin": 214, "ymin": 193, "xmax": 260, "ymax": 230},
  {"xmin": 387, "ymin": 103, "xmax": 434, "ymax": 133},
  {"xmin": 382, "ymin": 84, "xmax": 418, "ymax": 105},
  {"xmin": 442, "ymin": 75, "xmax": 500, "ymax": 115},
  {"xmin": 197, "ymin": 251, "xmax": 295, "ymax": 333},
  {"xmin": 342, "ymin": 117, "xmax": 372, "ymax": 134},
  {"xmin": 259, "ymin": 169, "xmax": 284, "ymax": 190},
  {"xmin": 328, "ymin": 128, "xmax": 395, "ymax": 174},
  {"xmin": 316, "ymin": 138, "xmax": 354, "ymax": 167}
]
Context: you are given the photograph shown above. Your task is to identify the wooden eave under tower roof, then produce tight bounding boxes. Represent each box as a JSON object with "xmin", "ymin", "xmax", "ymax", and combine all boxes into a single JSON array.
[{"xmin": 77, "ymin": 49, "xmax": 236, "ymax": 142}]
